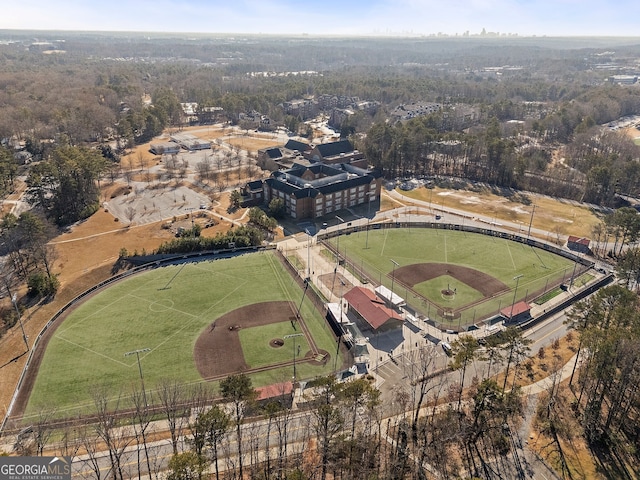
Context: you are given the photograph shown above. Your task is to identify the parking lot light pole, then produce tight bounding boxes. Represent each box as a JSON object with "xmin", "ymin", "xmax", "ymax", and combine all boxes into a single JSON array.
[{"xmin": 125, "ymin": 348, "xmax": 151, "ymax": 406}]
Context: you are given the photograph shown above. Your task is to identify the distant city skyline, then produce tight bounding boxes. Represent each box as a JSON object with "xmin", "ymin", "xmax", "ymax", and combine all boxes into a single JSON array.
[{"xmin": 1, "ymin": 0, "xmax": 639, "ymax": 38}]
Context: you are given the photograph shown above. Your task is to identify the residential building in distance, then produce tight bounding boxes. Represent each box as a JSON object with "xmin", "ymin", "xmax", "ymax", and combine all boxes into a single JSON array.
[
  {"xmin": 390, "ymin": 102, "xmax": 442, "ymax": 121},
  {"xmin": 282, "ymin": 99, "xmax": 318, "ymax": 120},
  {"xmin": 608, "ymin": 75, "xmax": 638, "ymax": 85}
]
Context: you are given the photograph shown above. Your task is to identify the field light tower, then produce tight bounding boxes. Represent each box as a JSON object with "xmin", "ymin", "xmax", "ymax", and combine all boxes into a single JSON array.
[
  {"xmin": 509, "ymin": 275, "xmax": 524, "ymax": 321},
  {"xmin": 125, "ymin": 348, "xmax": 151, "ymax": 406},
  {"xmin": 335, "ymin": 215, "xmax": 345, "ymax": 260},
  {"xmin": 284, "ymin": 333, "xmax": 304, "ymax": 384}
]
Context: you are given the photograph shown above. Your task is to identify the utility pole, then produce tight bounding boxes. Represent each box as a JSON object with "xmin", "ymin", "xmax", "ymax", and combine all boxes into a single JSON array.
[
  {"xmin": 125, "ymin": 348, "xmax": 151, "ymax": 406},
  {"xmin": 11, "ymin": 293, "xmax": 29, "ymax": 352}
]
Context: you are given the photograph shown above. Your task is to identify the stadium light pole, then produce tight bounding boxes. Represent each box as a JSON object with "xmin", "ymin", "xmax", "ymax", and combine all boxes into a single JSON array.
[
  {"xmin": 335, "ymin": 215, "xmax": 345, "ymax": 261},
  {"xmin": 305, "ymin": 228, "xmax": 312, "ymax": 279},
  {"xmin": 390, "ymin": 259, "xmax": 400, "ymax": 305},
  {"xmin": 125, "ymin": 348, "xmax": 151, "ymax": 406},
  {"xmin": 509, "ymin": 275, "xmax": 524, "ymax": 321},
  {"xmin": 11, "ymin": 293, "xmax": 29, "ymax": 352},
  {"xmin": 284, "ymin": 333, "xmax": 304, "ymax": 384},
  {"xmin": 365, "ymin": 192, "xmax": 374, "ymax": 249},
  {"xmin": 526, "ymin": 204, "xmax": 536, "ymax": 240},
  {"xmin": 335, "ymin": 280, "xmax": 347, "ymax": 371}
]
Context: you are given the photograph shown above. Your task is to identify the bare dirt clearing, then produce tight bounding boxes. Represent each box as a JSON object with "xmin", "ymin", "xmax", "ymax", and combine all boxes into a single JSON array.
[{"xmin": 403, "ymin": 186, "xmax": 601, "ymax": 239}]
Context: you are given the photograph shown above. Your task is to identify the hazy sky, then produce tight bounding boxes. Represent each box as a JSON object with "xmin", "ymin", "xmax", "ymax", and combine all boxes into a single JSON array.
[{"xmin": 2, "ymin": 0, "xmax": 639, "ymax": 37}]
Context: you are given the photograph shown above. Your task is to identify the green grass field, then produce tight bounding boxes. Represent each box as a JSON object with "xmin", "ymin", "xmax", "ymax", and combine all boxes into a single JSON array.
[
  {"xmin": 25, "ymin": 251, "xmax": 339, "ymax": 419},
  {"xmin": 331, "ymin": 228, "xmax": 576, "ymax": 326}
]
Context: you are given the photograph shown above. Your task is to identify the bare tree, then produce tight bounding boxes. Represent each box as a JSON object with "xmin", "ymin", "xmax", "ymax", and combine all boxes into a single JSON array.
[
  {"xmin": 196, "ymin": 156, "xmax": 211, "ymax": 183},
  {"xmin": 220, "ymin": 373, "xmax": 257, "ymax": 480},
  {"xmin": 158, "ymin": 379, "xmax": 188, "ymax": 455},
  {"xmin": 92, "ymin": 387, "xmax": 132, "ymax": 480},
  {"xmin": 131, "ymin": 386, "xmax": 155, "ymax": 480},
  {"xmin": 32, "ymin": 407, "xmax": 57, "ymax": 456},
  {"xmin": 125, "ymin": 206, "xmax": 136, "ymax": 225},
  {"xmin": 405, "ymin": 345, "xmax": 441, "ymax": 442},
  {"xmin": 56, "ymin": 426, "xmax": 82, "ymax": 459},
  {"xmin": 79, "ymin": 427, "xmax": 103, "ymax": 480}
]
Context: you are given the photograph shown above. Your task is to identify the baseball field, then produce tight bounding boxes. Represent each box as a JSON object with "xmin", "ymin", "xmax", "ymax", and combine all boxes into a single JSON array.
[
  {"xmin": 330, "ymin": 227, "xmax": 577, "ymax": 327},
  {"xmin": 21, "ymin": 251, "xmax": 340, "ymax": 419}
]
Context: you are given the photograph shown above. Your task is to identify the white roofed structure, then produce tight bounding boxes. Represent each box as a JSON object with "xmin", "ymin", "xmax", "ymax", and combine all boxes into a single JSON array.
[{"xmin": 374, "ymin": 285, "xmax": 405, "ymax": 308}]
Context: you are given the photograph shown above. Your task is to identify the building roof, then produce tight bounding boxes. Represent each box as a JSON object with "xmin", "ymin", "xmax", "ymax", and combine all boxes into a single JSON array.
[
  {"xmin": 266, "ymin": 162, "xmax": 379, "ymax": 199},
  {"xmin": 264, "ymin": 147, "xmax": 283, "ymax": 159},
  {"xmin": 567, "ymin": 236, "xmax": 590, "ymax": 246},
  {"xmin": 256, "ymin": 381, "xmax": 293, "ymax": 401},
  {"xmin": 344, "ymin": 287, "xmax": 403, "ymax": 330},
  {"xmin": 500, "ymin": 301, "xmax": 531, "ymax": 318},
  {"xmin": 284, "ymin": 139, "xmax": 311, "ymax": 152},
  {"xmin": 246, "ymin": 179, "xmax": 263, "ymax": 191},
  {"xmin": 316, "ymin": 140, "xmax": 354, "ymax": 158},
  {"xmin": 374, "ymin": 285, "xmax": 406, "ymax": 308}
]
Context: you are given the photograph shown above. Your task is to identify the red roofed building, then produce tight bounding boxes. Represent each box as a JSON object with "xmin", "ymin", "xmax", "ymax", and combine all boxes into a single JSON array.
[
  {"xmin": 500, "ymin": 301, "xmax": 532, "ymax": 324},
  {"xmin": 343, "ymin": 287, "xmax": 403, "ymax": 332},
  {"xmin": 567, "ymin": 236, "xmax": 591, "ymax": 254},
  {"xmin": 255, "ymin": 381, "xmax": 294, "ymax": 408}
]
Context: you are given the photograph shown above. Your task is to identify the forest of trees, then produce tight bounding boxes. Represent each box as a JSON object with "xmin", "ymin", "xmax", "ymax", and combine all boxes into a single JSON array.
[{"xmin": 2, "ymin": 34, "xmax": 640, "ymax": 211}]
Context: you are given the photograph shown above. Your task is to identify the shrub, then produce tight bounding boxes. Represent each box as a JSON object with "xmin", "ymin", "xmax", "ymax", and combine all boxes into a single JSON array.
[{"xmin": 27, "ymin": 271, "xmax": 60, "ymax": 298}]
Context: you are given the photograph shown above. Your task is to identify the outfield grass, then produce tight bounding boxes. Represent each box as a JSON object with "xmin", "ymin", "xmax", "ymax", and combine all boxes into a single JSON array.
[
  {"xmin": 331, "ymin": 228, "xmax": 576, "ymax": 326},
  {"xmin": 25, "ymin": 251, "xmax": 340, "ymax": 418}
]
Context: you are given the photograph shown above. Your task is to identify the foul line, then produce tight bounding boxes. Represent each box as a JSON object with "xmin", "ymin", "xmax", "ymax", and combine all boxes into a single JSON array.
[
  {"xmin": 505, "ymin": 239, "xmax": 517, "ymax": 270},
  {"xmin": 380, "ymin": 228, "xmax": 389, "ymax": 256},
  {"xmin": 56, "ymin": 335, "xmax": 129, "ymax": 367}
]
